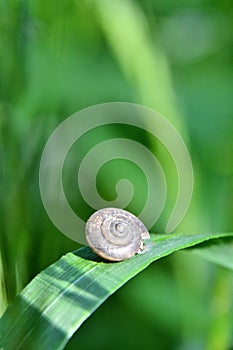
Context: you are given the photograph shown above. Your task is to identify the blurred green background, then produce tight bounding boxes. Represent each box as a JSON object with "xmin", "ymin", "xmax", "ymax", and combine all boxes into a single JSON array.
[{"xmin": 0, "ymin": 0, "xmax": 233, "ymax": 349}]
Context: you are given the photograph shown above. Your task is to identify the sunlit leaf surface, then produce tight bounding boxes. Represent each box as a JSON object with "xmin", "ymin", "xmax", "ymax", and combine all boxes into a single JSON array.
[{"xmin": 0, "ymin": 232, "xmax": 232, "ymax": 350}]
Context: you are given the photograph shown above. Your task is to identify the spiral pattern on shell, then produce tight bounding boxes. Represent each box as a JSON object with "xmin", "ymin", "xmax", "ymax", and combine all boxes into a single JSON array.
[
  {"xmin": 39, "ymin": 102, "xmax": 193, "ymax": 246},
  {"xmin": 85, "ymin": 208, "xmax": 150, "ymax": 261}
]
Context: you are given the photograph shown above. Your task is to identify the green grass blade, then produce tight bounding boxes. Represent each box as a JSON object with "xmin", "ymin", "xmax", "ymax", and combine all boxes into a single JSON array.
[
  {"xmin": 191, "ymin": 241, "xmax": 233, "ymax": 271},
  {"xmin": 0, "ymin": 232, "xmax": 232, "ymax": 350}
]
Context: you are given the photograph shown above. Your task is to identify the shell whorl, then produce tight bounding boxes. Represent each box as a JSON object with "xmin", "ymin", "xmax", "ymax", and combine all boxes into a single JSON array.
[{"xmin": 85, "ymin": 208, "xmax": 150, "ymax": 261}]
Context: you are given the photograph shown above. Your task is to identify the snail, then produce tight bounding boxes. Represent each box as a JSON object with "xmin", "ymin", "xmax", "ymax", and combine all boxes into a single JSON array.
[{"xmin": 85, "ymin": 208, "xmax": 150, "ymax": 261}]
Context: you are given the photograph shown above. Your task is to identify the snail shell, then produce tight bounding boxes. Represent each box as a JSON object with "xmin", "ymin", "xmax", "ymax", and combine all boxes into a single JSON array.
[{"xmin": 85, "ymin": 208, "xmax": 150, "ymax": 261}]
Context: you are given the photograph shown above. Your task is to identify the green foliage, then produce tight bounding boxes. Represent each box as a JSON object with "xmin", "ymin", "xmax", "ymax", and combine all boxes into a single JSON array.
[
  {"xmin": 0, "ymin": 233, "xmax": 232, "ymax": 350},
  {"xmin": 0, "ymin": 0, "xmax": 232, "ymax": 349}
]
